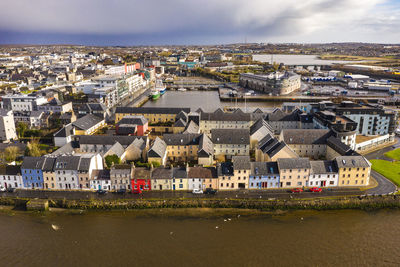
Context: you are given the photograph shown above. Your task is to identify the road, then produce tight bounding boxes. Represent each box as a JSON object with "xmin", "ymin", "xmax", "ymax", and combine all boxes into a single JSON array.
[
  {"xmin": 0, "ymin": 139, "xmax": 397, "ymax": 200},
  {"xmin": 364, "ymin": 137, "xmax": 399, "ymax": 195},
  {"xmin": 0, "ymin": 187, "xmax": 362, "ymax": 200}
]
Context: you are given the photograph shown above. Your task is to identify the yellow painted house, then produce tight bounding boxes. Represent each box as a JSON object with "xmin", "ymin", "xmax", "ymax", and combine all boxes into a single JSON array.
[
  {"xmin": 72, "ymin": 114, "xmax": 105, "ymax": 135},
  {"xmin": 115, "ymin": 107, "xmax": 190, "ymax": 124},
  {"xmin": 335, "ymin": 156, "xmax": 371, "ymax": 186}
]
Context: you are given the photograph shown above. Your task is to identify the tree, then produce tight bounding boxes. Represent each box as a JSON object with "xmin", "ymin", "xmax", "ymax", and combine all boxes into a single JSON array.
[
  {"xmin": 25, "ymin": 141, "xmax": 42, "ymax": 157},
  {"xmin": 2, "ymin": 146, "xmax": 20, "ymax": 162},
  {"xmin": 16, "ymin": 122, "xmax": 28, "ymax": 138},
  {"xmin": 105, "ymin": 155, "xmax": 121, "ymax": 168}
]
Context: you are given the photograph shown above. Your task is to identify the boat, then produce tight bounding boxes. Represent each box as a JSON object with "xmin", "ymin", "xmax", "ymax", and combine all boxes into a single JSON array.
[
  {"xmin": 177, "ymin": 87, "xmax": 187, "ymax": 92},
  {"xmin": 151, "ymin": 90, "xmax": 160, "ymax": 100},
  {"xmin": 155, "ymin": 79, "xmax": 167, "ymax": 95}
]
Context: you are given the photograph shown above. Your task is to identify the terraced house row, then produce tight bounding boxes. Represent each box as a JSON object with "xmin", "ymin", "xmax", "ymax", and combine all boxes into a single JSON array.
[{"xmin": 9, "ymin": 154, "xmax": 370, "ymax": 191}]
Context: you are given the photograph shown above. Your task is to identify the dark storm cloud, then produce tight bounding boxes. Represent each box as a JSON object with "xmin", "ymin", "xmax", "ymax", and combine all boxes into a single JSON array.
[{"xmin": 0, "ymin": 0, "xmax": 398, "ymax": 44}]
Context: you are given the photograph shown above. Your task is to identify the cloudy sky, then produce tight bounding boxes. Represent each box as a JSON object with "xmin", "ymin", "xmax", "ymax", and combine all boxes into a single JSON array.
[{"xmin": 0, "ymin": 0, "xmax": 399, "ymax": 45}]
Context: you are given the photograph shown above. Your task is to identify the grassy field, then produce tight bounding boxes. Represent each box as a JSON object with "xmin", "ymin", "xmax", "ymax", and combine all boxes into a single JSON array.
[
  {"xmin": 370, "ymin": 159, "xmax": 400, "ymax": 186},
  {"xmin": 384, "ymin": 148, "xmax": 400, "ymax": 161}
]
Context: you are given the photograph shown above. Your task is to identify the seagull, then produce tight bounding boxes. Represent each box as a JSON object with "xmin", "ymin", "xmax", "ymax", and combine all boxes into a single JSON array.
[{"xmin": 51, "ymin": 224, "xmax": 59, "ymax": 231}]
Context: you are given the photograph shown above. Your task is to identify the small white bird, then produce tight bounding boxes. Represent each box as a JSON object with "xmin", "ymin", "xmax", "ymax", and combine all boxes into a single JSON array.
[
  {"xmin": 51, "ymin": 224, "xmax": 59, "ymax": 231},
  {"xmin": 237, "ymin": 214, "xmax": 241, "ymax": 218},
  {"xmin": 228, "ymin": 218, "xmax": 231, "ymax": 221},
  {"xmin": 301, "ymin": 217, "xmax": 304, "ymax": 221},
  {"xmin": 215, "ymin": 226, "xmax": 219, "ymax": 229},
  {"xmin": 224, "ymin": 219, "xmax": 227, "ymax": 222}
]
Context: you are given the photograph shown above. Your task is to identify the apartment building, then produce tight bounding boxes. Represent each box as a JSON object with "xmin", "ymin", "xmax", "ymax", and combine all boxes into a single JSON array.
[
  {"xmin": 199, "ymin": 108, "xmax": 251, "ymax": 135},
  {"xmin": 280, "ymin": 129, "xmax": 333, "ymax": 159},
  {"xmin": 115, "ymin": 107, "xmax": 190, "ymax": 124},
  {"xmin": 211, "ymin": 129, "xmax": 250, "ymax": 160}
]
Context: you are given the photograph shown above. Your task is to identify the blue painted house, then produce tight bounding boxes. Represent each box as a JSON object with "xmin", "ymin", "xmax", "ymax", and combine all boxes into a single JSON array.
[
  {"xmin": 249, "ymin": 162, "xmax": 280, "ymax": 189},
  {"xmin": 21, "ymin": 157, "xmax": 45, "ymax": 189}
]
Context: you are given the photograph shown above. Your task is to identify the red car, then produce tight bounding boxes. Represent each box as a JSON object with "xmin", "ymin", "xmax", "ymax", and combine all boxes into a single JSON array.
[
  {"xmin": 131, "ymin": 189, "xmax": 142, "ymax": 194},
  {"xmin": 291, "ymin": 188, "xmax": 303, "ymax": 193},
  {"xmin": 309, "ymin": 187, "xmax": 322, "ymax": 192}
]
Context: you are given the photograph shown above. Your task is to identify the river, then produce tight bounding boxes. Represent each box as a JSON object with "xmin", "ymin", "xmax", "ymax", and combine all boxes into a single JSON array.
[
  {"xmin": 0, "ymin": 209, "xmax": 399, "ymax": 266},
  {"xmin": 143, "ymin": 91, "xmax": 282, "ymax": 112}
]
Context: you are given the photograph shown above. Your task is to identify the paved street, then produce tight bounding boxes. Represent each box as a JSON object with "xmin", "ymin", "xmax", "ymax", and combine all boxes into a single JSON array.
[
  {"xmin": 0, "ymin": 139, "xmax": 397, "ymax": 201},
  {"xmin": 364, "ymin": 136, "xmax": 399, "ymax": 195}
]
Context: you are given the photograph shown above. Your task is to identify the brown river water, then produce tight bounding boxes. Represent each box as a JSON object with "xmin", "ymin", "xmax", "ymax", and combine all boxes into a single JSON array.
[{"xmin": 0, "ymin": 209, "xmax": 399, "ymax": 267}]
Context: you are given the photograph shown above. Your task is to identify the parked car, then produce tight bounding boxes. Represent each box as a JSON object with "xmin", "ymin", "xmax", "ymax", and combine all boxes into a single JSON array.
[
  {"xmin": 204, "ymin": 188, "xmax": 217, "ymax": 195},
  {"xmin": 114, "ymin": 189, "xmax": 126, "ymax": 194},
  {"xmin": 96, "ymin": 189, "xmax": 107, "ymax": 195},
  {"xmin": 132, "ymin": 189, "xmax": 142, "ymax": 194},
  {"xmin": 6, "ymin": 187, "xmax": 16, "ymax": 193},
  {"xmin": 192, "ymin": 189, "xmax": 203, "ymax": 194},
  {"xmin": 310, "ymin": 187, "xmax": 322, "ymax": 192},
  {"xmin": 291, "ymin": 188, "xmax": 303, "ymax": 193}
]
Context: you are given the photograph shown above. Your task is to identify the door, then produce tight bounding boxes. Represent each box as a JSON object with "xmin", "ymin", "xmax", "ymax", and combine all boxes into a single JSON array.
[
  {"xmin": 173, "ymin": 184, "xmax": 175, "ymax": 190},
  {"xmin": 159, "ymin": 185, "xmax": 162, "ymax": 190}
]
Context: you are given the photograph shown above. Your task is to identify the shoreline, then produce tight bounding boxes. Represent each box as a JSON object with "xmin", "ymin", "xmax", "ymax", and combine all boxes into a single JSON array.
[{"xmin": 2, "ymin": 195, "xmax": 400, "ymax": 214}]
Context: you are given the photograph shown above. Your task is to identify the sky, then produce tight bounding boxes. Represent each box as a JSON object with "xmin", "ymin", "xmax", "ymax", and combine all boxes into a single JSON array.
[{"xmin": 0, "ymin": 0, "xmax": 399, "ymax": 45}]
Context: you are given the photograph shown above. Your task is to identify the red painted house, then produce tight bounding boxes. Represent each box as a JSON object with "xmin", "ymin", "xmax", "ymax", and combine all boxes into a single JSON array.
[
  {"xmin": 116, "ymin": 115, "xmax": 149, "ymax": 136},
  {"xmin": 131, "ymin": 167, "xmax": 151, "ymax": 192}
]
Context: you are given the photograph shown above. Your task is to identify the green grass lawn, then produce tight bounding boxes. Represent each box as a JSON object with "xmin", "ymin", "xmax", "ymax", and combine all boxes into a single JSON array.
[
  {"xmin": 384, "ymin": 148, "xmax": 400, "ymax": 161},
  {"xmin": 371, "ymin": 159, "xmax": 400, "ymax": 186}
]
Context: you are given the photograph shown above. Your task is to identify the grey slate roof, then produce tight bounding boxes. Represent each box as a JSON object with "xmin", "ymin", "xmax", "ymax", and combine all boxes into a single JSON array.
[
  {"xmin": 335, "ymin": 156, "xmax": 371, "ymax": 168},
  {"xmin": 232, "ymin": 155, "xmax": 251, "ymax": 170},
  {"xmin": 54, "ymin": 156, "xmax": 81, "ymax": 170},
  {"xmin": 281, "ymin": 129, "xmax": 332, "ymax": 144},
  {"xmin": 173, "ymin": 118, "xmax": 187, "ymax": 127},
  {"xmin": 163, "ymin": 133, "xmax": 202, "ymax": 146},
  {"xmin": 78, "ymin": 157, "xmax": 92, "ymax": 172},
  {"xmin": 277, "ymin": 158, "xmax": 311, "ymax": 170},
  {"xmin": 78, "ymin": 135, "xmax": 147, "ymax": 148},
  {"xmin": 92, "ymin": 169, "xmax": 110, "ymax": 180},
  {"xmin": 117, "ymin": 115, "xmax": 148, "ymax": 126},
  {"xmin": 148, "ymin": 137, "xmax": 167, "ymax": 158},
  {"xmin": 198, "ymin": 134, "xmax": 213, "ymax": 157},
  {"xmin": 200, "ymin": 109, "xmax": 251, "ymax": 122},
  {"xmin": 218, "ymin": 162, "xmax": 233, "ymax": 176},
  {"xmin": 106, "ymin": 142, "xmax": 125, "ymax": 157},
  {"xmin": 21, "ymin": 157, "xmax": 46, "ymax": 170},
  {"xmin": 266, "ymin": 108, "xmax": 301, "ymax": 121},
  {"xmin": 172, "ymin": 167, "xmax": 187, "ymax": 178},
  {"xmin": 250, "ymin": 118, "xmax": 273, "ymax": 136},
  {"xmin": 183, "ymin": 121, "xmax": 200, "ymax": 134},
  {"xmin": 42, "ymin": 157, "xmax": 56, "ymax": 171},
  {"xmin": 151, "ymin": 167, "xmax": 173, "ymax": 179},
  {"xmin": 326, "ymin": 136, "xmax": 353, "ymax": 156},
  {"xmin": 188, "ymin": 167, "xmax": 217, "ymax": 178},
  {"xmin": 116, "ymin": 107, "xmax": 190, "ymax": 115},
  {"xmin": 251, "ymin": 162, "xmax": 279, "ymax": 176},
  {"xmin": 0, "ymin": 165, "xmax": 21, "ymax": 175},
  {"xmin": 133, "ymin": 167, "xmax": 151, "ymax": 179},
  {"xmin": 54, "ymin": 123, "xmax": 74, "ymax": 138},
  {"xmin": 211, "ymin": 129, "xmax": 250, "ymax": 144},
  {"xmin": 72, "ymin": 114, "xmax": 103, "ymax": 131},
  {"xmin": 310, "ymin": 160, "xmax": 338, "ymax": 174}
]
